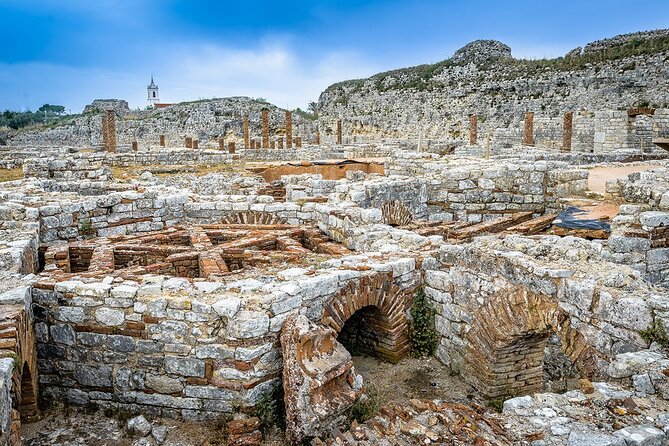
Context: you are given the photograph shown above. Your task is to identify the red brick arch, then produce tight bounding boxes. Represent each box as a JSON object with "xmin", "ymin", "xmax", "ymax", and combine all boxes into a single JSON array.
[
  {"xmin": 1, "ymin": 302, "xmax": 39, "ymax": 445},
  {"xmin": 464, "ymin": 286, "xmax": 598, "ymax": 398},
  {"xmin": 321, "ymin": 272, "xmax": 414, "ymax": 363}
]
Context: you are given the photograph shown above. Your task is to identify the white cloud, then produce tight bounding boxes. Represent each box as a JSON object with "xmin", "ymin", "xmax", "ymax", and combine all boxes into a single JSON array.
[
  {"xmin": 153, "ymin": 42, "xmax": 379, "ymax": 110},
  {"xmin": 0, "ymin": 42, "xmax": 380, "ymax": 112}
]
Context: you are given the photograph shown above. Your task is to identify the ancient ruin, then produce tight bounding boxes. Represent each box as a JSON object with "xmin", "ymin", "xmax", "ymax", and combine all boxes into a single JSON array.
[{"xmin": 2, "ymin": 27, "xmax": 669, "ymax": 446}]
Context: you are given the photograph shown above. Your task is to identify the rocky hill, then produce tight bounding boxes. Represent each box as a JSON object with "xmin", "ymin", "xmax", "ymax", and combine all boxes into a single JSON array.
[
  {"xmin": 8, "ymin": 97, "xmax": 317, "ymax": 149},
  {"xmin": 317, "ymin": 29, "xmax": 669, "ymax": 145}
]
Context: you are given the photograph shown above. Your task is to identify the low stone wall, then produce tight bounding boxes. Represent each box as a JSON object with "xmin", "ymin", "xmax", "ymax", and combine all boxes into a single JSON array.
[
  {"xmin": 607, "ymin": 205, "xmax": 669, "ymax": 287},
  {"xmin": 31, "ymin": 258, "xmax": 418, "ymax": 419},
  {"xmin": 23, "ymin": 158, "xmax": 112, "ymax": 181}
]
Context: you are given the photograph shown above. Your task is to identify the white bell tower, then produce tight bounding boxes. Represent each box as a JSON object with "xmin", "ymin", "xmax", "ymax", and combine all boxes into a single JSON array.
[{"xmin": 147, "ymin": 76, "xmax": 160, "ymax": 107}]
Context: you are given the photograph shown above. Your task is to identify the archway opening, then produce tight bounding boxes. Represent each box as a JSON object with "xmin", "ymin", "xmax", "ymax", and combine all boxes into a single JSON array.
[
  {"xmin": 337, "ymin": 305, "xmax": 387, "ymax": 359},
  {"xmin": 19, "ymin": 362, "xmax": 38, "ymax": 420},
  {"xmin": 543, "ymin": 333, "xmax": 579, "ymax": 393}
]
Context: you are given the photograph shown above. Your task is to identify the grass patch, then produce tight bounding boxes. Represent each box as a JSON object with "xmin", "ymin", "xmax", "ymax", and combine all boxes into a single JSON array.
[
  {"xmin": 640, "ymin": 309, "xmax": 669, "ymax": 348},
  {"xmin": 110, "ymin": 162, "xmax": 250, "ymax": 181},
  {"xmin": 0, "ymin": 168, "xmax": 23, "ymax": 182},
  {"xmin": 254, "ymin": 384, "xmax": 286, "ymax": 433},
  {"xmin": 349, "ymin": 386, "xmax": 380, "ymax": 423},
  {"xmin": 487, "ymin": 399, "xmax": 505, "ymax": 413}
]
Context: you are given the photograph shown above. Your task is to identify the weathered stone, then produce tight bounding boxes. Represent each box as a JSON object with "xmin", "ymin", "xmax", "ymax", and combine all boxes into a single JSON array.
[{"xmin": 127, "ymin": 415, "xmax": 152, "ymax": 437}]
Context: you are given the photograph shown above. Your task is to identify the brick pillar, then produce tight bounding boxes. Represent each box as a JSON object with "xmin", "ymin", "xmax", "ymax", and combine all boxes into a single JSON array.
[
  {"xmin": 563, "ymin": 112, "xmax": 573, "ymax": 151},
  {"xmin": 193, "ymin": 139, "xmax": 199, "ymax": 149},
  {"xmin": 159, "ymin": 135, "xmax": 165, "ymax": 147},
  {"xmin": 469, "ymin": 115, "xmax": 478, "ymax": 145},
  {"xmin": 243, "ymin": 115, "xmax": 250, "ymax": 149},
  {"xmin": 295, "ymin": 137, "xmax": 302, "ymax": 148},
  {"xmin": 131, "ymin": 141, "xmax": 138, "ymax": 151},
  {"xmin": 315, "ymin": 132, "xmax": 320, "ymax": 145},
  {"xmin": 219, "ymin": 138, "xmax": 225, "ymax": 149},
  {"xmin": 261, "ymin": 108, "xmax": 270, "ymax": 149},
  {"xmin": 285, "ymin": 111, "xmax": 293, "ymax": 149},
  {"xmin": 523, "ymin": 112, "xmax": 534, "ymax": 146},
  {"xmin": 102, "ymin": 110, "xmax": 116, "ymax": 152},
  {"xmin": 185, "ymin": 137, "xmax": 193, "ymax": 148},
  {"xmin": 278, "ymin": 137, "xmax": 284, "ymax": 149},
  {"xmin": 228, "ymin": 141, "xmax": 235, "ymax": 154},
  {"xmin": 337, "ymin": 120, "xmax": 342, "ymax": 144},
  {"xmin": 271, "ymin": 140, "xmax": 276, "ymax": 149}
]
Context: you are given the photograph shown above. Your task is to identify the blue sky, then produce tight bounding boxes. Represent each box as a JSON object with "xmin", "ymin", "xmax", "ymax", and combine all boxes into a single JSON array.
[{"xmin": 1, "ymin": 0, "xmax": 667, "ymax": 112}]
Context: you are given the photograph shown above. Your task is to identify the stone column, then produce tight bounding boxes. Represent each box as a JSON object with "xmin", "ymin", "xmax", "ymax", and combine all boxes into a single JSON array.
[
  {"xmin": 278, "ymin": 137, "xmax": 284, "ymax": 149},
  {"xmin": 193, "ymin": 139, "xmax": 199, "ymax": 149},
  {"xmin": 219, "ymin": 138, "xmax": 225, "ymax": 149},
  {"xmin": 102, "ymin": 110, "xmax": 116, "ymax": 152},
  {"xmin": 469, "ymin": 115, "xmax": 478, "ymax": 145},
  {"xmin": 228, "ymin": 142, "xmax": 235, "ymax": 154},
  {"xmin": 563, "ymin": 112, "xmax": 573, "ymax": 151},
  {"xmin": 523, "ymin": 112, "xmax": 534, "ymax": 146},
  {"xmin": 131, "ymin": 141, "xmax": 138, "ymax": 151},
  {"xmin": 337, "ymin": 120, "xmax": 342, "ymax": 145},
  {"xmin": 185, "ymin": 137, "xmax": 193, "ymax": 148},
  {"xmin": 261, "ymin": 108, "xmax": 270, "ymax": 149},
  {"xmin": 159, "ymin": 135, "xmax": 165, "ymax": 147},
  {"xmin": 285, "ymin": 110, "xmax": 293, "ymax": 149},
  {"xmin": 295, "ymin": 137, "xmax": 302, "ymax": 148},
  {"xmin": 243, "ymin": 115, "xmax": 250, "ymax": 149}
]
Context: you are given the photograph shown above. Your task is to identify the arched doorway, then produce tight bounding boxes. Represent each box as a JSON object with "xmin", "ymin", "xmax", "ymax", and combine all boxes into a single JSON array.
[
  {"xmin": 321, "ymin": 273, "xmax": 414, "ymax": 363},
  {"xmin": 464, "ymin": 286, "xmax": 597, "ymax": 398}
]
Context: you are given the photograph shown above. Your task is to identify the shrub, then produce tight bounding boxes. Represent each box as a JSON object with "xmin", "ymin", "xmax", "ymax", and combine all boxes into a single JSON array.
[
  {"xmin": 349, "ymin": 387, "xmax": 380, "ymax": 423},
  {"xmin": 254, "ymin": 384, "xmax": 286, "ymax": 433},
  {"xmin": 409, "ymin": 287, "xmax": 437, "ymax": 358}
]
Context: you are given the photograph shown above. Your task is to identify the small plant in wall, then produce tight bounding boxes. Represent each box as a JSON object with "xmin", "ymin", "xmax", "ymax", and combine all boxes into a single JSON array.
[{"xmin": 409, "ymin": 287, "xmax": 437, "ymax": 358}]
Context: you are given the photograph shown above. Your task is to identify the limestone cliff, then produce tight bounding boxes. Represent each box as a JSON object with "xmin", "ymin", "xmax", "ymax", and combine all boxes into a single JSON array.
[{"xmin": 317, "ymin": 29, "xmax": 669, "ymax": 146}]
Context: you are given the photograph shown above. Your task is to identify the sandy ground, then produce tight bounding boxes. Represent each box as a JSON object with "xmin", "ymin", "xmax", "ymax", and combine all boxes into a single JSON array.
[{"xmin": 587, "ymin": 164, "xmax": 663, "ymax": 193}]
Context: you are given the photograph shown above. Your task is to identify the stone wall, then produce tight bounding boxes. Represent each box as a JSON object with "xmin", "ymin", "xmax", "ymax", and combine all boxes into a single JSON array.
[
  {"xmin": 9, "ymin": 98, "xmax": 318, "ymax": 150},
  {"xmin": 0, "ymin": 358, "xmax": 15, "ymax": 446},
  {"xmin": 386, "ymin": 153, "xmax": 588, "ymax": 222},
  {"xmin": 31, "ymin": 258, "xmax": 418, "ymax": 420},
  {"xmin": 607, "ymin": 205, "xmax": 669, "ymax": 287},
  {"xmin": 424, "ymin": 235, "xmax": 668, "ymax": 397}
]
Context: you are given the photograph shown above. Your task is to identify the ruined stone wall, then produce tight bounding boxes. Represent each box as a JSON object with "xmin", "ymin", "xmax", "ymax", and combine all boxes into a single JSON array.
[
  {"xmin": 424, "ymin": 236, "xmax": 667, "ymax": 397},
  {"xmin": 386, "ymin": 153, "xmax": 588, "ymax": 222},
  {"xmin": 0, "ymin": 358, "xmax": 14, "ymax": 446},
  {"xmin": 492, "ymin": 113, "xmax": 598, "ymax": 152},
  {"xmin": 30, "ymin": 191, "xmax": 329, "ymax": 243},
  {"xmin": 9, "ymin": 98, "xmax": 318, "ymax": 149},
  {"xmin": 23, "ymin": 158, "xmax": 112, "ymax": 181},
  {"xmin": 31, "ymin": 260, "xmax": 418, "ymax": 419},
  {"xmin": 607, "ymin": 204, "xmax": 669, "ymax": 287}
]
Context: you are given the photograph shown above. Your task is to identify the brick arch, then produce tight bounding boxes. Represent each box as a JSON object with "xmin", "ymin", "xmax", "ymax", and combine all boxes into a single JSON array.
[
  {"xmin": 464, "ymin": 286, "xmax": 598, "ymax": 398},
  {"xmin": 1, "ymin": 303, "xmax": 39, "ymax": 438},
  {"xmin": 321, "ymin": 272, "xmax": 413, "ymax": 363}
]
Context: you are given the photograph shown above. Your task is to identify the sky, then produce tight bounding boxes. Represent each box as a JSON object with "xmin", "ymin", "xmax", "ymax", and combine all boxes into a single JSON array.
[{"xmin": 0, "ymin": 0, "xmax": 667, "ymax": 113}]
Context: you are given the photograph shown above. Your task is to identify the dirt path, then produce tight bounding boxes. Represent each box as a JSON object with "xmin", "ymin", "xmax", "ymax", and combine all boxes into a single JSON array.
[
  {"xmin": 587, "ymin": 164, "xmax": 663, "ymax": 193},
  {"xmin": 352, "ymin": 354, "xmax": 480, "ymax": 407}
]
